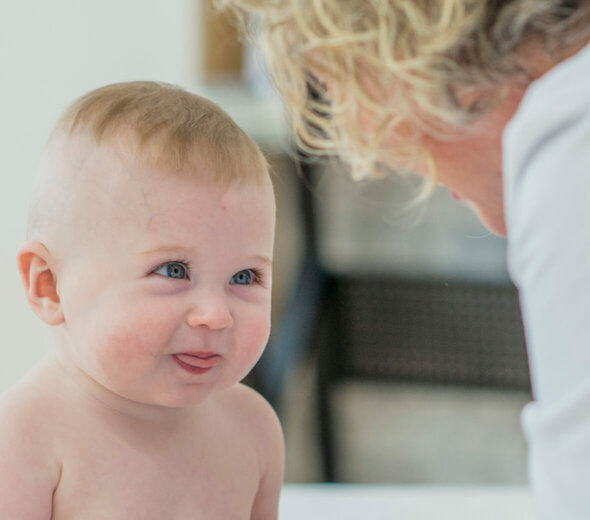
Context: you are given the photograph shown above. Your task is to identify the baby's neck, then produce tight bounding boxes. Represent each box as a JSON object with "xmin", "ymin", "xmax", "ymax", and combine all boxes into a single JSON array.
[{"xmin": 47, "ymin": 350, "xmax": 201, "ymax": 427}]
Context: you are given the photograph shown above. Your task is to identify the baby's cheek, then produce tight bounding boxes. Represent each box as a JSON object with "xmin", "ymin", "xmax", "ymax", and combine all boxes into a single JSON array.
[
  {"xmin": 94, "ymin": 312, "xmax": 172, "ymax": 370},
  {"xmin": 237, "ymin": 316, "xmax": 271, "ymax": 370}
]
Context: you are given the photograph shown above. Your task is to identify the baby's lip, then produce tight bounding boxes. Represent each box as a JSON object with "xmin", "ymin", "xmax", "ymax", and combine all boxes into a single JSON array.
[{"xmin": 174, "ymin": 352, "xmax": 221, "ymax": 369}]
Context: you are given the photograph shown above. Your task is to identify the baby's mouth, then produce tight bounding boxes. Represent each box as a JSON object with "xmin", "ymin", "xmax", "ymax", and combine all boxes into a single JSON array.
[{"xmin": 173, "ymin": 352, "xmax": 221, "ymax": 373}]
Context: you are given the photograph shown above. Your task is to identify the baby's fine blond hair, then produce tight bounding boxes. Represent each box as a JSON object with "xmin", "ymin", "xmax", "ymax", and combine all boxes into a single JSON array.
[
  {"xmin": 221, "ymin": 0, "xmax": 590, "ymax": 181},
  {"xmin": 54, "ymin": 81, "xmax": 268, "ymax": 185},
  {"xmin": 27, "ymin": 81, "xmax": 268, "ymax": 242}
]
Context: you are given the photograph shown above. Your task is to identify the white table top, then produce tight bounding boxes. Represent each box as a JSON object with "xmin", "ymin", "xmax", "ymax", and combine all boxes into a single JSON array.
[{"xmin": 279, "ymin": 484, "xmax": 531, "ymax": 520}]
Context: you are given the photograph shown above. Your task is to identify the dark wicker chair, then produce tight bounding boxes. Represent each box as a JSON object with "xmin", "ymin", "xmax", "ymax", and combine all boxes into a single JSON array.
[{"xmin": 314, "ymin": 274, "xmax": 530, "ymax": 481}]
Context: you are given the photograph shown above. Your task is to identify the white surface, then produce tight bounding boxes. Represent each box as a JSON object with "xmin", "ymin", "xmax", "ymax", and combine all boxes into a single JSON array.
[
  {"xmin": 333, "ymin": 383, "xmax": 528, "ymax": 484},
  {"xmin": 279, "ymin": 484, "xmax": 532, "ymax": 519},
  {"xmin": 282, "ymin": 375, "xmax": 529, "ymax": 484},
  {"xmin": 503, "ymin": 41, "xmax": 590, "ymax": 520}
]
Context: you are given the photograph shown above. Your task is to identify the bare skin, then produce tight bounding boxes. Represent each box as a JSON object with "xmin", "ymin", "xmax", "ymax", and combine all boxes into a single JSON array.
[
  {"xmin": 0, "ymin": 131, "xmax": 283, "ymax": 519},
  {"xmin": 1, "ymin": 356, "xmax": 282, "ymax": 519}
]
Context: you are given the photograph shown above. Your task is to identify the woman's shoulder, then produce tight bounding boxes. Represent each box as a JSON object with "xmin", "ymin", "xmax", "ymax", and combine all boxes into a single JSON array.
[
  {"xmin": 506, "ymin": 41, "xmax": 590, "ymax": 151},
  {"xmin": 503, "ymin": 40, "xmax": 590, "ymax": 203}
]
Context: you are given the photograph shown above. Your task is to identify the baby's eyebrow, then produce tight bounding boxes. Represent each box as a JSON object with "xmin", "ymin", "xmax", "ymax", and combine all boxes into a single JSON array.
[
  {"xmin": 252, "ymin": 255, "xmax": 273, "ymax": 268},
  {"xmin": 139, "ymin": 245, "xmax": 193, "ymax": 256},
  {"xmin": 139, "ymin": 247, "xmax": 272, "ymax": 267}
]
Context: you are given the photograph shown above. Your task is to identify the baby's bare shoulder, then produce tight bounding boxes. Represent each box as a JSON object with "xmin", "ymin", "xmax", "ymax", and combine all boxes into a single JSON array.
[
  {"xmin": 0, "ymin": 363, "xmax": 59, "ymax": 437},
  {"xmin": 0, "ymin": 362, "xmax": 63, "ymax": 516},
  {"xmin": 214, "ymin": 383, "xmax": 284, "ymax": 469},
  {"xmin": 214, "ymin": 385, "xmax": 285, "ymax": 519},
  {"xmin": 216, "ymin": 383, "xmax": 282, "ymax": 438},
  {"xmin": 0, "ymin": 357, "xmax": 65, "ymax": 458}
]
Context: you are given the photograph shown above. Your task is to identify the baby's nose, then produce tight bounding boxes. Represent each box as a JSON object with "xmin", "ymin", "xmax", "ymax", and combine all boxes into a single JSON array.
[{"xmin": 185, "ymin": 295, "xmax": 234, "ymax": 330}]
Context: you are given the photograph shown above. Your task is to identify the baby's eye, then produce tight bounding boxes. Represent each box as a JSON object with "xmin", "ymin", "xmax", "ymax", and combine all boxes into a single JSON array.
[
  {"xmin": 230, "ymin": 269, "xmax": 254, "ymax": 285},
  {"xmin": 154, "ymin": 262, "xmax": 189, "ymax": 280}
]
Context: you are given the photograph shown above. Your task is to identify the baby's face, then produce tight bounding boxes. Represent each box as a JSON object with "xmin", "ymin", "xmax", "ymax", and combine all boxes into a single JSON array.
[{"xmin": 54, "ymin": 142, "xmax": 276, "ymax": 408}]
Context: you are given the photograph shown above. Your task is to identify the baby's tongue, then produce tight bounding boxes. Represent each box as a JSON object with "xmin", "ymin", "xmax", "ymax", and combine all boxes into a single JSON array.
[{"xmin": 175, "ymin": 353, "xmax": 219, "ymax": 368}]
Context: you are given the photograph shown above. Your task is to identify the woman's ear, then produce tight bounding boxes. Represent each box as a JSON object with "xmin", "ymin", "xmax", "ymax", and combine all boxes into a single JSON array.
[{"xmin": 17, "ymin": 241, "xmax": 64, "ymax": 326}]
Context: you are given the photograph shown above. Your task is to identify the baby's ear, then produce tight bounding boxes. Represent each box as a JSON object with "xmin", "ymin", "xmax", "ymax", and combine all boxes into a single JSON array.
[{"xmin": 17, "ymin": 241, "xmax": 64, "ymax": 326}]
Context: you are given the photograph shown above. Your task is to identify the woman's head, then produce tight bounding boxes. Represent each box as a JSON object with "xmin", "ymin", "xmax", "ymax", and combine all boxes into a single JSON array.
[{"xmin": 222, "ymin": 0, "xmax": 590, "ymax": 233}]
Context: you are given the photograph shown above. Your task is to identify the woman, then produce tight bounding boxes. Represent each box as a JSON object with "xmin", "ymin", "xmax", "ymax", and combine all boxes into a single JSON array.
[{"xmin": 222, "ymin": 1, "xmax": 590, "ymax": 517}]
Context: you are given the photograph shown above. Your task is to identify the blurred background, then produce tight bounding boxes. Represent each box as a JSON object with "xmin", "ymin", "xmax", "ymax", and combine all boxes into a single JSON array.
[{"xmin": 0, "ymin": 0, "xmax": 530, "ymax": 485}]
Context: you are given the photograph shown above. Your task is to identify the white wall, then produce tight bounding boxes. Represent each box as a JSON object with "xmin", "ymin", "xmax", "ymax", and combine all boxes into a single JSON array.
[{"xmin": 0, "ymin": 0, "xmax": 203, "ymax": 392}]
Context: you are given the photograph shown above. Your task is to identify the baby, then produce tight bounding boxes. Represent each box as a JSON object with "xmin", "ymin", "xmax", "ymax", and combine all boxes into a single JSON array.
[{"xmin": 0, "ymin": 81, "xmax": 284, "ymax": 519}]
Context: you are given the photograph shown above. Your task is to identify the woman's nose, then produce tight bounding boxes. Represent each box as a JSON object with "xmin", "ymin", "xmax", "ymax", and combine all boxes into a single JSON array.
[{"xmin": 185, "ymin": 296, "xmax": 234, "ymax": 330}]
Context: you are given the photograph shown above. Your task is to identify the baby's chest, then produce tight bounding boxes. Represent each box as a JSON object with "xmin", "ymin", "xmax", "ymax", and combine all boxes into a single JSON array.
[{"xmin": 51, "ymin": 433, "xmax": 260, "ymax": 520}]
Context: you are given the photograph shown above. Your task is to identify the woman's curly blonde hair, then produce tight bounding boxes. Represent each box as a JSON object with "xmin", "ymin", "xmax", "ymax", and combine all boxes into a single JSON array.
[{"xmin": 220, "ymin": 0, "xmax": 590, "ymax": 181}]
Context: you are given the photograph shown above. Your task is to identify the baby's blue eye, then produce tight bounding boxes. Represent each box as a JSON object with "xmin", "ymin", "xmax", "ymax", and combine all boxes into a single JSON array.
[
  {"xmin": 230, "ymin": 270, "xmax": 253, "ymax": 285},
  {"xmin": 155, "ymin": 262, "xmax": 188, "ymax": 280}
]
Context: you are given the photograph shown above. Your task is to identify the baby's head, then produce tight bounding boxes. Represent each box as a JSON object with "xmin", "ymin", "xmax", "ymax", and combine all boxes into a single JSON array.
[
  {"xmin": 19, "ymin": 81, "xmax": 276, "ymax": 408},
  {"xmin": 27, "ymin": 81, "xmax": 271, "ymax": 249}
]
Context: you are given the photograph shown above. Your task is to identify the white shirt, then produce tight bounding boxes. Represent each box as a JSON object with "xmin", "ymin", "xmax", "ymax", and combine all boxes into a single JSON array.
[{"xmin": 503, "ymin": 42, "xmax": 590, "ymax": 519}]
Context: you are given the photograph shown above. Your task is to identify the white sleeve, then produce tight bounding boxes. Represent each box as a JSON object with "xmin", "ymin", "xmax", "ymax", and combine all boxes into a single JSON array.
[{"xmin": 503, "ymin": 43, "xmax": 590, "ymax": 520}]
